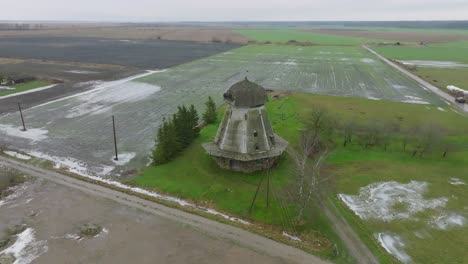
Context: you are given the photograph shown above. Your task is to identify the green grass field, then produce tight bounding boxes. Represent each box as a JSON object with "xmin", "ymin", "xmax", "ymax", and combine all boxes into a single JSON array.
[
  {"xmin": 131, "ymin": 91, "xmax": 468, "ymax": 263},
  {"xmin": 235, "ymin": 28, "xmax": 396, "ymax": 45},
  {"xmin": 314, "ymin": 26, "xmax": 468, "ymax": 36},
  {"xmin": 413, "ymin": 67, "xmax": 468, "ymax": 92},
  {"xmin": 371, "ymin": 40, "xmax": 468, "ymax": 98},
  {"xmin": 372, "ymin": 44, "xmax": 468, "ymax": 63},
  {"xmin": 299, "ymin": 94, "xmax": 468, "ymax": 264},
  {"xmin": 0, "ymin": 80, "xmax": 50, "ymax": 97},
  {"xmin": 129, "ymin": 95, "xmax": 356, "ymax": 263}
]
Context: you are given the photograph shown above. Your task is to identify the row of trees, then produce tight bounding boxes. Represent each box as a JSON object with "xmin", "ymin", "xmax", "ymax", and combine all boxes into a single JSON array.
[
  {"xmin": 152, "ymin": 97, "xmax": 217, "ymax": 165},
  {"xmin": 285, "ymin": 107, "xmax": 455, "ymax": 222}
]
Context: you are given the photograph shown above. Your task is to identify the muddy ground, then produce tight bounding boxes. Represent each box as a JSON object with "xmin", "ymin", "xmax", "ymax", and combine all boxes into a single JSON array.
[
  {"xmin": 0, "ymin": 59, "xmax": 140, "ymax": 113},
  {"xmin": 0, "ymin": 174, "xmax": 287, "ymax": 264},
  {"xmin": 0, "ymin": 37, "xmax": 242, "ymax": 68},
  {"xmin": 0, "ymin": 36, "xmax": 240, "ymax": 113},
  {"xmin": 307, "ymin": 29, "xmax": 468, "ymax": 44}
]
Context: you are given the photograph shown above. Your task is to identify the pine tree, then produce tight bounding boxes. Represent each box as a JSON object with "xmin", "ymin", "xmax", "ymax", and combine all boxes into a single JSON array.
[
  {"xmin": 152, "ymin": 104, "xmax": 201, "ymax": 166},
  {"xmin": 152, "ymin": 118, "xmax": 169, "ymax": 165},
  {"xmin": 203, "ymin": 96, "xmax": 217, "ymax": 124},
  {"xmin": 189, "ymin": 104, "xmax": 200, "ymax": 138}
]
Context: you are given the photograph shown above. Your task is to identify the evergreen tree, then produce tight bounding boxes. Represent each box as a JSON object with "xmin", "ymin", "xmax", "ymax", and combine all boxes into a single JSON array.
[
  {"xmin": 203, "ymin": 96, "xmax": 217, "ymax": 124},
  {"xmin": 152, "ymin": 104, "xmax": 201, "ymax": 166},
  {"xmin": 189, "ymin": 104, "xmax": 200, "ymax": 138},
  {"xmin": 173, "ymin": 106, "xmax": 190, "ymax": 148},
  {"xmin": 152, "ymin": 118, "xmax": 170, "ymax": 165}
]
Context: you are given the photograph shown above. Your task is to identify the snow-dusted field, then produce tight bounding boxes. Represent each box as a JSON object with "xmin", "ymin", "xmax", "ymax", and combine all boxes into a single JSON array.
[
  {"xmin": 139, "ymin": 45, "xmax": 443, "ymax": 105},
  {"xmin": 0, "ymin": 71, "xmax": 164, "ymax": 177},
  {"xmin": 339, "ymin": 180, "xmax": 467, "ymax": 262},
  {"xmin": 0, "ymin": 45, "xmax": 443, "ymax": 178}
]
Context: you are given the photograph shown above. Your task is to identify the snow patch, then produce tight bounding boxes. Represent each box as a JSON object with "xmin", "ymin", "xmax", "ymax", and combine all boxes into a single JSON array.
[
  {"xmin": 0, "ymin": 183, "xmax": 29, "ymax": 208},
  {"xmin": 367, "ymin": 96, "xmax": 380, "ymax": 101},
  {"xmin": 112, "ymin": 152, "xmax": 136, "ymax": 166},
  {"xmin": 429, "ymin": 213, "xmax": 466, "ymax": 230},
  {"xmin": 30, "ymin": 70, "xmax": 163, "ymax": 110},
  {"xmin": 338, "ymin": 181, "xmax": 447, "ymax": 221},
  {"xmin": 64, "ymin": 81, "xmax": 161, "ymax": 118},
  {"xmin": 0, "ymin": 228, "xmax": 48, "ymax": 264},
  {"xmin": 360, "ymin": 58, "xmax": 375, "ymax": 64},
  {"xmin": 0, "ymin": 86, "xmax": 15, "ymax": 91},
  {"xmin": 273, "ymin": 60, "xmax": 297, "ymax": 66},
  {"xmin": 282, "ymin": 232, "xmax": 302, "ymax": 242},
  {"xmin": 449, "ymin": 178, "xmax": 465, "ymax": 185},
  {"xmin": 3, "ymin": 151, "xmax": 31, "ymax": 160},
  {"xmin": 0, "ymin": 125, "xmax": 48, "ymax": 142},
  {"xmin": 437, "ymin": 107, "xmax": 446, "ymax": 112},
  {"xmin": 27, "ymin": 151, "xmax": 114, "ymax": 177},
  {"xmin": 0, "ymin": 84, "xmax": 57, "ymax": 100},
  {"xmin": 376, "ymin": 233, "xmax": 411, "ymax": 263},
  {"xmin": 64, "ymin": 234, "xmax": 82, "ymax": 241},
  {"xmin": 403, "ymin": 95, "xmax": 430, "ymax": 105},
  {"xmin": 399, "ymin": 60, "xmax": 468, "ymax": 68},
  {"xmin": 64, "ymin": 70, "xmax": 98, "ymax": 74}
]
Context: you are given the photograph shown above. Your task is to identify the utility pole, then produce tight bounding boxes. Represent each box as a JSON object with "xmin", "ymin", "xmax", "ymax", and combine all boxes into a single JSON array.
[
  {"xmin": 112, "ymin": 115, "xmax": 118, "ymax": 161},
  {"xmin": 18, "ymin": 102, "xmax": 26, "ymax": 131}
]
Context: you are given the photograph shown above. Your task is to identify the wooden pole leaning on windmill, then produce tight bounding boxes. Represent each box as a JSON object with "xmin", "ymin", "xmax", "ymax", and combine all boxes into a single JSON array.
[
  {"xmin": 266, "ymin": 167, "xmax": 270, "ymax": 209},
  {"xmin": 248, "ymin": 165, "xmax": 272, "ymax": 215},
  {"xmin": 112, "ymin": 115, "xmax": 119, "ymax": 161},
  {"xmin": 18, "ymin": 102, "xmax": 26, "ymax": 131},
  {"xmin": 248, "ymin": 171, "xmax": 265, "ymax": 215}
]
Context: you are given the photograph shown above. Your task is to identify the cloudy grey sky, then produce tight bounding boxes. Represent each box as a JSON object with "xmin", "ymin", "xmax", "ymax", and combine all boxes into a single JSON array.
[{"xmin": 3, "ymin": 0, "xmax": 468, "ymax": 21}]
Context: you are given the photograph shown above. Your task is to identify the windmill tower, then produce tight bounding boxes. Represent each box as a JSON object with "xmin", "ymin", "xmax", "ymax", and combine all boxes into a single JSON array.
[{"xmin": 203, "ymin": 78, "xmax": 288, "ymax": 173}]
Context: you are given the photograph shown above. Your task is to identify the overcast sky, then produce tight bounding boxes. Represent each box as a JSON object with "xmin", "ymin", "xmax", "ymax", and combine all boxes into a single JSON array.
[{"xmin": 3, "ymin": 0, "xmax": 468, "ymax": 21}]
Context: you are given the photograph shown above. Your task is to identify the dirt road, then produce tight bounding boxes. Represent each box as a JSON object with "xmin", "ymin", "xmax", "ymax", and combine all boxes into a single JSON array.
[
  {"xmin": 0, "ymin": 156, "xmax": 329, "ymax": 264},
  {"xmin": 363, "ymin": 45, "xmax": 468, "ymax": 113},
  {"xmin": 320, "ymin": 198, "xmax": 379, "ymax": 264}
]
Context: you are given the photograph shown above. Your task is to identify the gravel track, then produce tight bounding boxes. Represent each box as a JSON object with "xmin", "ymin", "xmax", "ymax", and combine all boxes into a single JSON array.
[{"xmin": 0, "ymin": 155, "xmax": 329, "ymax": 264}]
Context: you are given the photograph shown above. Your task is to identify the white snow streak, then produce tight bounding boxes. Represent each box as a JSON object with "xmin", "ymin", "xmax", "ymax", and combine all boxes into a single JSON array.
[
  {"xmin": 376, "ymin": 233, "xmax": 411, "ymax": 263},
  {"xmin": 0, "ymin": 228, "xmax": 48, "ymax": 264},
  {"xmin": 3, "ymin": 151, "xmax": 31, "ymax": 160},
  {"xmin": 0, "ymin": 84, "xmax": 57, "ymax": 100}
]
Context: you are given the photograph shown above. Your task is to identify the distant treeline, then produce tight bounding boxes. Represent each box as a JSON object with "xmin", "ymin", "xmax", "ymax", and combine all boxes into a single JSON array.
[{"xmin": 172, "ymin": 21, "xmax": 468, "ymax": 30}]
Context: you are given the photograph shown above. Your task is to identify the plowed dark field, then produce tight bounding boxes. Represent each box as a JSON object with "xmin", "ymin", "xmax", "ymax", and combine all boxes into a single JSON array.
[{"xmin": 0, "ymin": 37, "xmax": 241, "ymax": 68}]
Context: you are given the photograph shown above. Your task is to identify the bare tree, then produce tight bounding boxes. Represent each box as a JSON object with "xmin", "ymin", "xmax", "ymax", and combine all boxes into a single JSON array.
[
  {"xmin": 286, "ymin": 135, "xmax": 329, "ymax": 221},
  {"xmin": 357, "ymin": 120, "xmax": 383, "ymax": 148},
  {"xmin": 285, "ymin": 107, "xmax": 335, "ymax": 221},
  {"xmin": 412, "ymin": 123, "xmax": 445, "ymax": 157},
  {"xmin": 381, "ymin": 121, "xmax": 400, "ymax": 151},
  {"xmin": 342, "ymin": 120, "xmax": 356, "ymax": 147}
]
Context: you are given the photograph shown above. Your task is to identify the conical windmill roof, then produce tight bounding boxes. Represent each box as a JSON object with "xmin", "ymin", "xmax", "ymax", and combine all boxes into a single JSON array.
[{"xmin": 223, "ymin": 78, "xmax": 268, "ymax": 107}]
